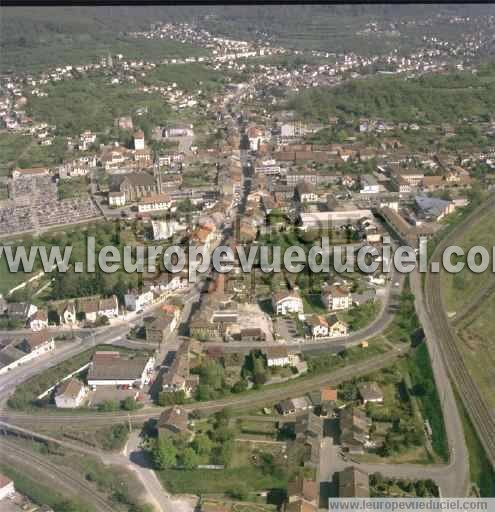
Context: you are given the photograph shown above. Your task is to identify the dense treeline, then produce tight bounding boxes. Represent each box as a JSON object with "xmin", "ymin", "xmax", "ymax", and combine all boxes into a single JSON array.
[{"xmin": 289, "ymin": 69, "xmax": 495, "ymax": 123}]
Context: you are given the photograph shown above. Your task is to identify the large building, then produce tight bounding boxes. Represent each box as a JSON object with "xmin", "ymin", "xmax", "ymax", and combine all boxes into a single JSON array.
[
  {"xmin": 87, "ymin": 351, "xmax": 155, "ymax": 389},
  {"xmin": 300, "ymin": 210, "xmax": 372, "ymax": 230}
]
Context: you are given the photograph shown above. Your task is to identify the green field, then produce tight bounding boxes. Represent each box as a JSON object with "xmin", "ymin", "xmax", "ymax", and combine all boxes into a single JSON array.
[
  {"xmin": 403, "ymin": 343, "xmax": 449, "ymax": 462},
  {"xmin": 441, "ymin": 208, "xmax": 495, "ymax": 314},
  {"xmin": 158, "ymin": 462, "xmax": 287, "ymax": 496},
  {"xmin": 1, "ymin": 35, "xmax": 209, "ymax": 73},
  {"xmin": 455, "ymin": 292, "xmax": 495, "ymax": 411},
  {"xmin": 27, "ymin": 76, "xmax": 173, "ymax": 137},
  {"xmin": 0, "ymin": 463, "xmax": 94, "ymax": 512},
  {"xmin": 455, "ymin": 392, "xmax": 495, "ymax": 497},
  {"xmin": 143, "ymin": 63, "xmax": 227, "ymax": 93},
  {"xmin": 289, "ymin": 68, "xmax": 495, "ymax": 124},
  {"xmin": 0, "ymin": 133, "xmax": 33, "ymax": 168}
]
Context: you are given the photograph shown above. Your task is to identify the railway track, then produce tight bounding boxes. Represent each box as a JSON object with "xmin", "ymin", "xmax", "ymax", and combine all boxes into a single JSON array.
[
  {"xmin": 425, "ymin": 196, "xmax": 495, "ymax": 467},
  {"xmin": 0, "ymin": 347, "xmax": 406, "ymax": 427},
  {"xmin": 0, "ymin": 438, "xmax": 115, "ymax": 512}
]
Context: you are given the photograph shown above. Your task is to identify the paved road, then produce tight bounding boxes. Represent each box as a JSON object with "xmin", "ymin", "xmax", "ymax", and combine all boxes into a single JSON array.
[{"xmin": 124, "ymin": 432, "xmax": 196, "ymax": 512}]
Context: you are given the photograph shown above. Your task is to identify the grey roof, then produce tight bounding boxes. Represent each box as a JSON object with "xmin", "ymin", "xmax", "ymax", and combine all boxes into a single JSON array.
[
  {"xmin": 88, "ymin": 354, "xmax": 150, "ymax": 381},
  {"xmin": 414, "ymin": 195, "xmax": 450, "ymax": 217}
]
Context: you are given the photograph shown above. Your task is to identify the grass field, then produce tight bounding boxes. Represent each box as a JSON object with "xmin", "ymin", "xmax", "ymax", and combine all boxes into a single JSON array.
[
  {"xmin": 0, "ymin": 255, "xmax": 38, "ymax": 296},
  {"xmin": 403, "ymin": 343, "xmax": 449, "ymax": 462},
  {"xmin": 1, "ymin": 36, "xmax": 209, "ymax": 73},
  {"xmin": 456, "ymin": 292, "xmax": 495, "ymax": 411},
  {"xmin": 28, "ymin": 76, "xmax": 173, "ymax": 136},
  {"xmin": 0, "ymin": 462, "xmax": 95, "ymax": 512},
  {"xmin": 158, "ymin": 462, "xmax": 287, "ymax": 496},
  {"xmin": 440, "ymin": 207, "xmax": 495, "ymax": 413},
  {"xmin": 454, "ymin": 391, "xmax": 495, "ymax": 497},
  {"xmin": 441, "ymin": 208, "xmax": 495, "ymax": 314},
  {"xmin": 0, "ymin": 133, "xmax": 33, "ymax": 168},
  {"xmin": 143, "ymin": 63, "xmax": 227, "ymax": 93}
]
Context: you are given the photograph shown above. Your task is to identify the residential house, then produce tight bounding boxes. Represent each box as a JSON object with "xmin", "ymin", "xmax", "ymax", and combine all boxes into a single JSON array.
[
  {"xmin": 358, "ymin": 382, "xmax": 384, "ymax": 405},
  {"xmin": 49, "ymin": 300, "xmax": 77, "ymax": 326},
  {"xmin": 277, "ymin": 399, "xmax": 297, "ymax": 416},
  {"xmin": 29, "ymin": 308, "xmax": 48, "ymax": 331},
  {"xmin": 339, "ymin": 407, "xmax": 371, "ymax": 454},
  {"xmin": 287, "ymin": 477, "xmax": 318, "ymax": 506},
  {"xmin": 124, "ymin": 288, "xmax": 154, "ymax": 311},
  {"xmin": 77, "ymin": 295, "xmax": 119, "ymax": 322},
  {"xmin": 338, "ymin": 467, "xmax": 370, "ymax": 497},
  {"xmin": 322, "ymin": 285, "xmax": 352, "ymax": 312},
  {"xmin": 158, "ymin": 407, "xmax": 191, "ymax": 438},
  {"xmin": 327, "ymin": 314, "xmax": 348, "ymax": 338},
  {"xmin": 296, "ymin": 182, "xmax": 318, "ymax": 203},
  {"xmin": 0, "ymin": 473, "xmax": 15, "ymax": 501},
  {"xmin": 285, "ymin": 500, "xmax": 317, "ymax": 512},
  {"xmin": 137, "ymin": 193, "xmax": 172, "ymax": 213},
  {"xmin": 54, "ymin": 378, "xmax": 88, "ymax": 408},
  {"xmin": 272, "ymin": 290, "xmax": 304, "ymax": 316},
  {"xmin": 0, "ymin": 331, "xmax": 55, "ymax": 375},
  {"xmin": 264, "ymin": 346, "xmax": 290, "ymax": 367},
  {"xmin": 320, "ymin": 386, "xmax": 338, "ymax": 417},
  {"xmin": 145, "ymin": 311, "xmax": 179, "ymax": 345},
  {"xmin": 161, "ymin": 340, "xmax": 199, "ymax": 398},
  {"xmin": 305, "ymin": 315, "xmax": 329, "ymax": 338},
  {"xmin": 7, "ymin": 302, "xmax": 37, "ymax": 324}
]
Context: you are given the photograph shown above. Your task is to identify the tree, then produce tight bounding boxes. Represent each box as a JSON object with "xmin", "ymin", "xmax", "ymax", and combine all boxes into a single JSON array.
[
  {"xmin": 192, "ymin": 434, "xmax": 213, "ymax": 457},
  {"xmin": 98, "ymin": 400, "xmax": 119, "ymax": 412},
  {"xmin": 181, "ymin": 447, "xmax": 199, "ymax": 470},
  {"xmin": 121, "ymin": 397, "xmax": 139, "ymax": 411},
  {"xmin": 152, "ymin": 437, "xmax": 177, "ymax": 470},
  {"xmin": 231, "ymin": 379, "xmax": 248, "ymax": 393}
]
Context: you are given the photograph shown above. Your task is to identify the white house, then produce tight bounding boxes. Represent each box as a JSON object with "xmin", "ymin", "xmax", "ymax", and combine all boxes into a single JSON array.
[
  {"xmin": 98, "ymin": 296, "xmax": 119, "ymax": 318},
  {"xmin": 0, "ymin": 474, "xmax": 15, "ymax": 501},
  {"xmin": 109, "ymin": 191, "xmax": 126, "ymax": 207},
  {"xmin": 264, "ymin": 346, "xmax": 290, "ymax": 367},
  {"xmin": 55, "ymin": 378, "xmax": 88, "ymax": 408},
  {"xmin": 306, "ymin": 315, "xmax": 329, "ymax": 338},
  {"xmin": 137, "ymin": 194, "xmax": 172, "ymax": 213},
  {"xmin": 29, "ymin": 309, "xmax": 49, "ymax": 331},
  {"xmin": 77, "ymin": 295, "xmax": 119, "ymax": 322},
  {"xmin": 134, "ymin": 130, "xmax": 145, "ymax": 150},
  {"xmin": 124, "ymin": 288, "xmax": 154, "ymax": 311},
  {"xmin": 358, "ymin": 382, "xmax": 384, "ymax": 405},
  {"xmin": 0, "ymin": 331, "xmax": 55, "ymax": 375},
  {"xmin": 327, "ymin": 315, "xmax": 349, "ymax": 338},
  {"xmin": 360, "ymin": 174, "xmax": 380, "ymax": 194},
  {"xmin": 272, "ymin": 290, "xmax": 304, "ymax": 316},
  {"xmin": 322, "ymin": 285, "xmax": 353, "ymax": 311}
]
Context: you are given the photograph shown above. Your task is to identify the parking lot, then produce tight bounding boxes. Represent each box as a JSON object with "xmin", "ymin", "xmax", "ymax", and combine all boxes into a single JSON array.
[{"xmin": 275, "ymin": 318, "xmax": 299, "ymax": 341}]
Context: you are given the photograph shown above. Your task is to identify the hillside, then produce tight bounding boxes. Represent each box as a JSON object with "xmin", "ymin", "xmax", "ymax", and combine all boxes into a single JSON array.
[{"xmin": 288, "ymin": 67, "xmax": 495, "ymax": 124}]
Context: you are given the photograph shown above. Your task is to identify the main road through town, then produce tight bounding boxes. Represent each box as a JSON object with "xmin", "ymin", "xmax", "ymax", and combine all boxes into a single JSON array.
[{"xmin": 1, "ymin": 94, "xmax": 491, "ymax": 507}]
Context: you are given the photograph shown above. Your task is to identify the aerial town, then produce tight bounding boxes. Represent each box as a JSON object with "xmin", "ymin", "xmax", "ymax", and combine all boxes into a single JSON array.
[{"xmin": 0, "ymin": 4, "xmax": 494, "ymax": 512}]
